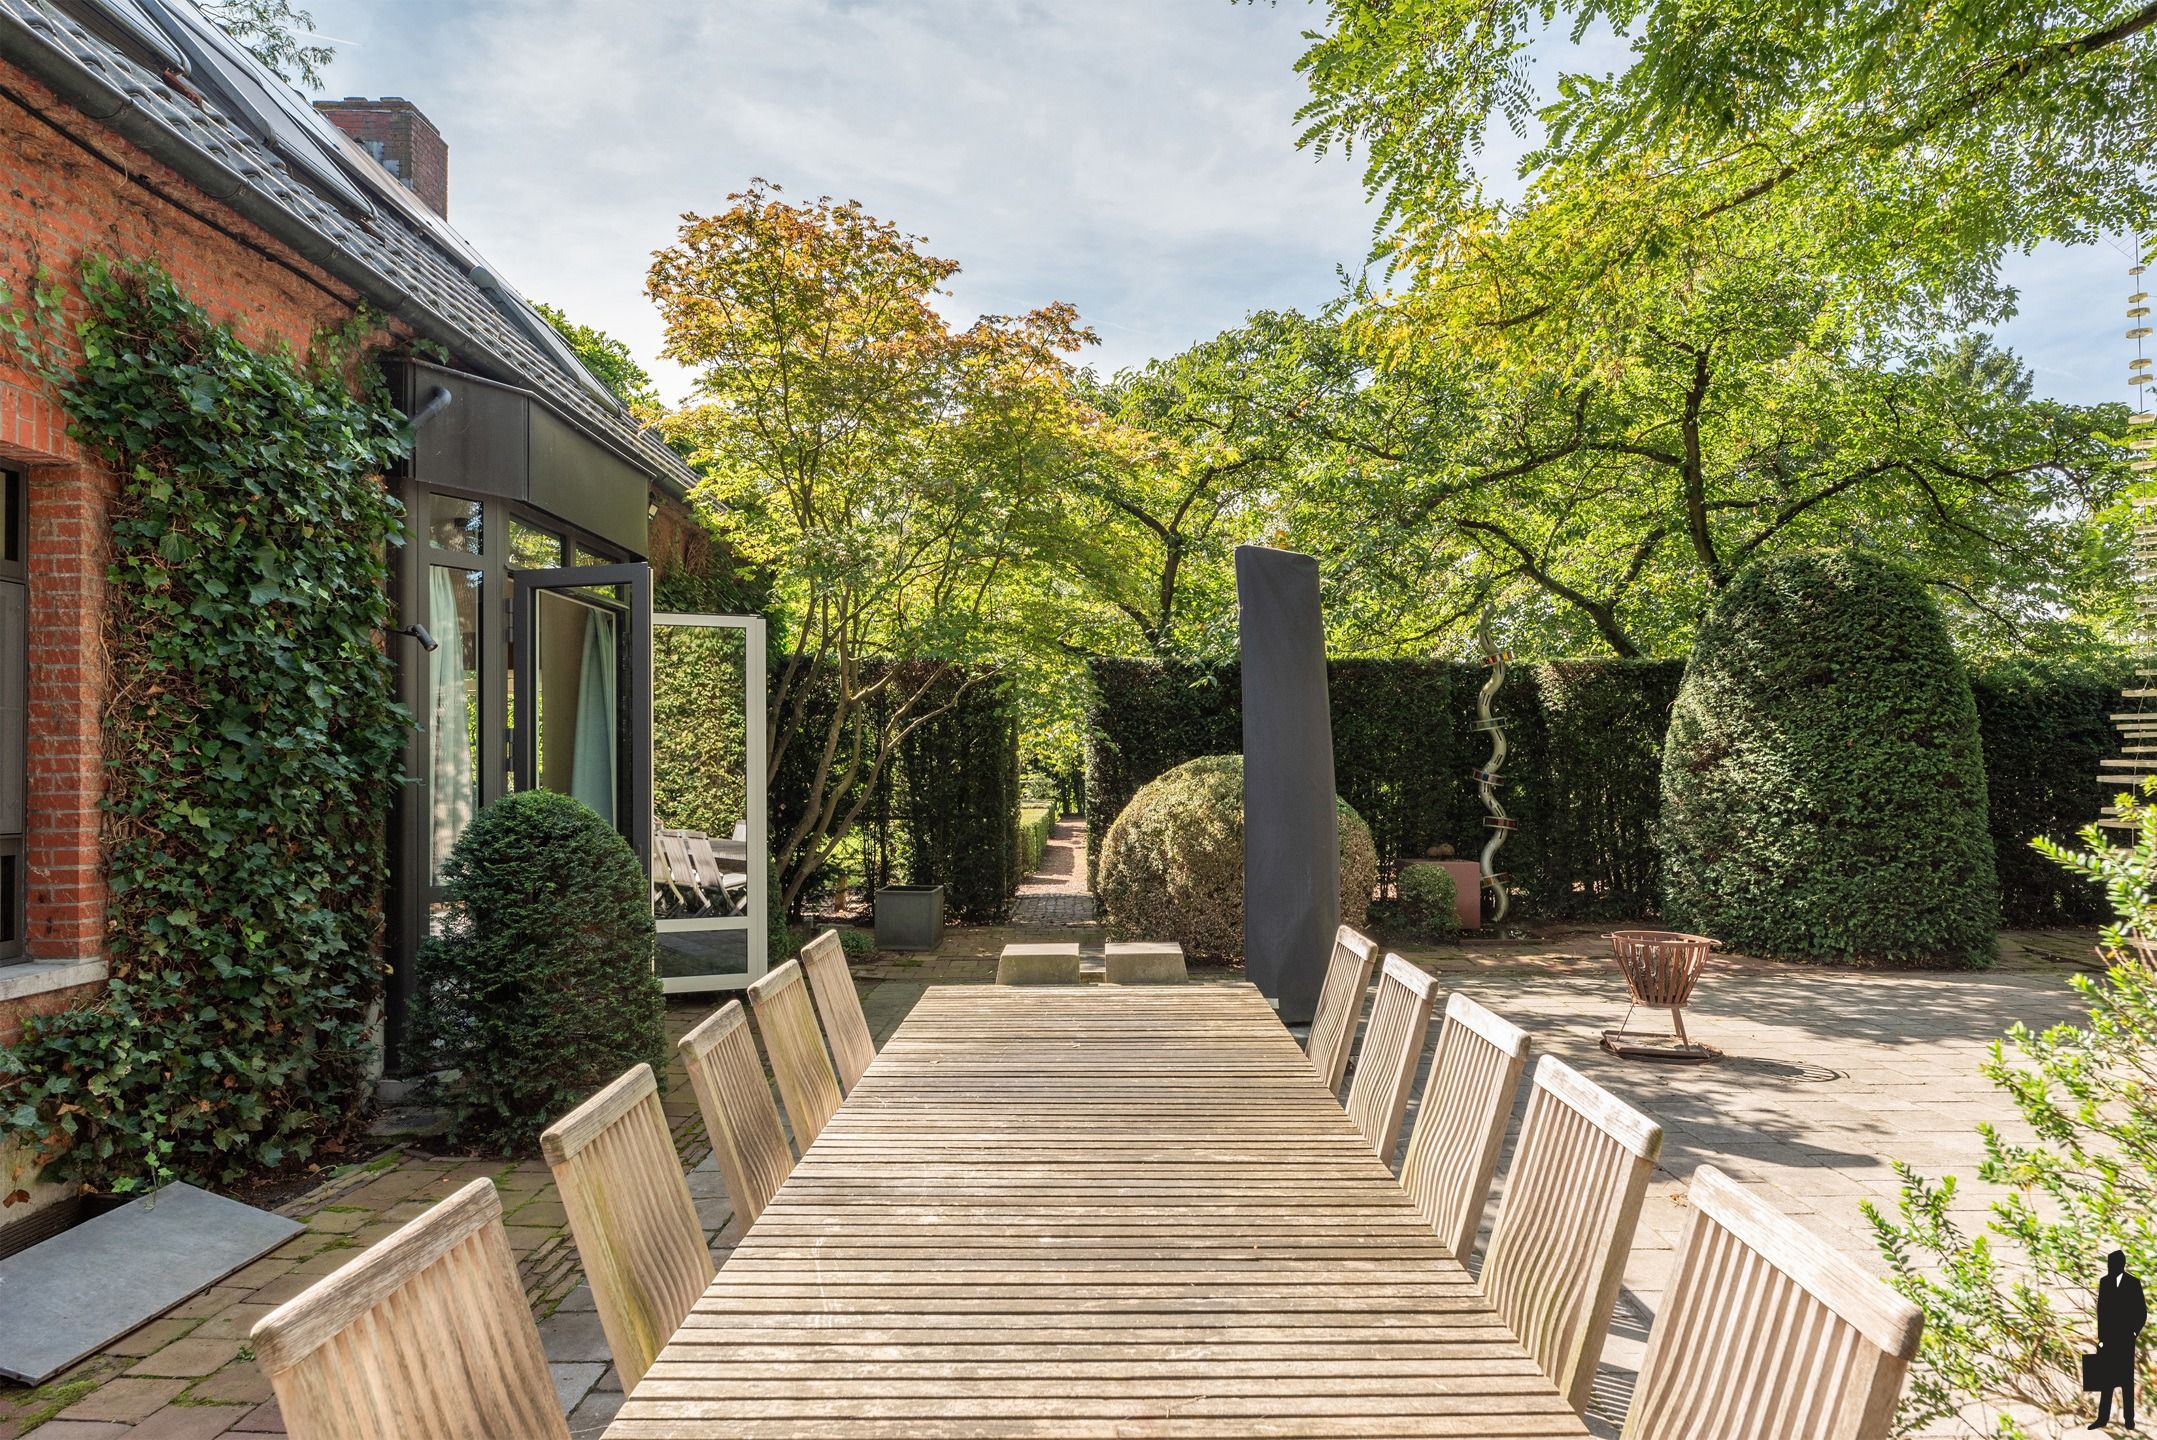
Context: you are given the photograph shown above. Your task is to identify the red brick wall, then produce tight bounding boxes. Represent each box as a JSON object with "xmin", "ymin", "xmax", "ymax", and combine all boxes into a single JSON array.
[{"xmin": 0, "ymin": 61, "xmax": 378, "ymax": 995}]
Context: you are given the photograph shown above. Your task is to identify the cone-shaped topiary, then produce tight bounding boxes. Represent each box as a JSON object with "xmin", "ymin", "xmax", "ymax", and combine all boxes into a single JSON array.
[
  {"xmin": 1098, "ymin": 753, "xmax": 1376, "ymax": 961},
  {"xmin": 1660, "ymin": 549, "xmax": 1998, "ymax": 966},
  {"xmin": 418, "ymin": 790, "xmax": 666, "ymax": 1150}
]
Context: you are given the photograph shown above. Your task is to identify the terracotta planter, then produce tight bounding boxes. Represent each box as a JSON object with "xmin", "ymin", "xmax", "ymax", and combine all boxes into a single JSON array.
[{"xmin": 1401, "ymin": 859, "xmax": 1482, "ymax": 931}]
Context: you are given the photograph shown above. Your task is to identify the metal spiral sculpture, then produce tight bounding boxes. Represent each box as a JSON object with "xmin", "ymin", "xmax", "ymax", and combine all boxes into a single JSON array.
[{"xmin": 1473, "ymin": 614, "xmax": 1517, "ymax": 925}]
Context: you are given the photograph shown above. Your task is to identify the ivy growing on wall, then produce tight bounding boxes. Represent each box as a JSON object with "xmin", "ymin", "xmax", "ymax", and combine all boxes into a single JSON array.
[{"xmin": 0, "ymin": 256, "xmax": 410, "ymax": 1193}]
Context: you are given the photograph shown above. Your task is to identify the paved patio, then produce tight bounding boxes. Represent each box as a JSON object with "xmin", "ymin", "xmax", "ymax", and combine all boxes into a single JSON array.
[{"xmin": 0, "ymin": 925, "xmax": 2099, "ymax": 1437}]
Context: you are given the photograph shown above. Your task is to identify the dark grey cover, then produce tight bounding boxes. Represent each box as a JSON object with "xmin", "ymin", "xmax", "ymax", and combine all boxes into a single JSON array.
[{"xmin": 1236, "ymin": 546, "xmax": 1338, "ymax": 1024}]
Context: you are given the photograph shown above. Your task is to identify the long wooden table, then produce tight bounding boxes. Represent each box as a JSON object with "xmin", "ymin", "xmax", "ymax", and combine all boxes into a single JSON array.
[{"xmin": 607, "ymin": 983, "xmax": 1594, "ymax": 1438}]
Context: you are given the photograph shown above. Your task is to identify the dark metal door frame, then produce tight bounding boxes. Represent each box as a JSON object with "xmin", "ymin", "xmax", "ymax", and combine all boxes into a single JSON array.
[{"xmin": 510, "ymin": 562, "xmax": 653, "ymax": 875}]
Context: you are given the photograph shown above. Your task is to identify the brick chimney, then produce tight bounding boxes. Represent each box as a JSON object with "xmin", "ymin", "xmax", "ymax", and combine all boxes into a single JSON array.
[{"xmin": 314, "ymin": 97, "xmax": 449, "ymax": 218}]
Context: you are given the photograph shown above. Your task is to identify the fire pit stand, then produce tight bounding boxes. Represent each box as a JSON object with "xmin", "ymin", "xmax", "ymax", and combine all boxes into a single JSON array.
[{"xmin": 1601, "ymin": 929, "xmax": 1721, "ymax": 1063}]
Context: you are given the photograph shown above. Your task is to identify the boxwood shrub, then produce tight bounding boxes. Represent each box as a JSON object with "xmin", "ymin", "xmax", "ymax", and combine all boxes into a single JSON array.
[
  {"xmin": 418, "ymin": 790, "xmax": 666, "ymax": 1150},
  {"xmin": 1097, "ymin": 754, "xmax": 1376, "ymax": 960},
  {"xmin": 1659, "ymin": 550, "xmax": 1999, "ymax": 966}
]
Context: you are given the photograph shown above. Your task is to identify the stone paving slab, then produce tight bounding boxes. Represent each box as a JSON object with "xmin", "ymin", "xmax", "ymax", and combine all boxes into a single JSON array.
[{"xmin": 0, "ymin": 926, "xmax": 2101, "ymax": 1437}]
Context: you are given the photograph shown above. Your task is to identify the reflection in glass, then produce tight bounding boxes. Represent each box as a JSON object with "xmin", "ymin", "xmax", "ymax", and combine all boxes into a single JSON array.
[
  {"xmin": 428, "ymin": 495, "xmax": 482, "ymax": 554},
  {"xmin": 573, "ymin": 546, "xmax": 609, "ymax": 568},
  {"xmin": 652, "ymin": 621, "xmax": 752, "ymax": 979},
  {"xmin": 532, "ymin": 588, "xmax": 621, "ymax": 826},
  {"xmin": 428, "ymin": 567, "xmax": 480, "ymax": 879},
  {"xmin": 509, "ymin": 519, "xmax": 564, "ymax": 569}
]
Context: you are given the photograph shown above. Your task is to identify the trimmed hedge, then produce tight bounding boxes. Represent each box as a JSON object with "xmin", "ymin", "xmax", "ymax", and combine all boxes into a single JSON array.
[
  {"xmin": 1017, "ymin": 806, "xmax": 1054, "ymax": 877},
  {"xmin": 1088, "ymin": 651, "xmax": 2117, "ymax": 932},
  {"xmin": 1086, "ymin": 658, "xmax": 1682, "ymax": 918},
  {"xmin": 1971, "ymin": 658, "xmax": 2125, "ymax": 926},
  {"xmin": 770, "ymin": 665, "xmax": 1024, "ymax": 924},
  {"xmin": 1660, "ymin": 550, "xmax": 1999, "ymax": 966}
]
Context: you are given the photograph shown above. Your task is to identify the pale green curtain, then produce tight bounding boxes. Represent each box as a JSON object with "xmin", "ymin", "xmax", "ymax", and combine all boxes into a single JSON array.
[
  {"xmin": 428, "ymin": 569, "xmax": 475, "ymax": 876},
  {"xmin": 572, "ymin": 607, "xmax": 618, "ymax": 825}
]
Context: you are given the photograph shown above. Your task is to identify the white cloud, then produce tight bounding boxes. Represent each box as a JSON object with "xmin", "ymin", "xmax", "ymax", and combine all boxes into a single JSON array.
[
  {"xmin": 309, "ymin": 0, "xmax": 2121, "ymax": 410},
  {"xmin": 309, "ymin": 0, "xmax": 1382, "ymax": 400}
]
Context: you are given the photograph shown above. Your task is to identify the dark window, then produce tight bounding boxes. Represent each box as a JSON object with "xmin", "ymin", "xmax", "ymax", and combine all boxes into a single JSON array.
[{"xmin": 0, "ymin": 470, "xmax": 25, "ymax": 961}]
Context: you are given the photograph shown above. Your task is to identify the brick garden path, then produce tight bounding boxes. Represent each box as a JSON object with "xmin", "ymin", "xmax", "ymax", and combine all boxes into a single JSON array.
[
  {"xmin": 0, "ymin": 927, "xmax": 2098, "ymax": 1438},
  {"xmin": 1006, "ymin": 817, "xmax": 1096, "ymax": 926}
]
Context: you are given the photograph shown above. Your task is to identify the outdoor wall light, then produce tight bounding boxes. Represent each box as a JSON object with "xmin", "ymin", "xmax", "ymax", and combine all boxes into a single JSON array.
[
  {"xmin": 387, "ymin": 622, "xmax": 439, "ymax": 653},
  {"xmin": 647, "ymin": 496, "xmax": 661, "ymax": 519}
]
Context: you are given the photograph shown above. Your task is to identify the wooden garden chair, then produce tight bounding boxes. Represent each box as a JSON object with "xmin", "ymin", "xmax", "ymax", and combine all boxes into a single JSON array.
[
  {"xmin": 656, "ymin": 827, "xmax": 704, "ymax": 911},
  {"xmin": 1399, "ymin": 992, "xmax": 1533, "ymax": 1261},
  {"xmin": 1480, "ymin": 1055, "xmax": 1663, "ymax": 1415},
  {"xmin": 250, "ymin": 1178, "xmax": 569, "ymax": 1440},
  {"xmin": 1622, "ymin": 1164, "xmax": 1922, "ymax": 1440},
  {"xmin": 748, "ymin": 957, "xmax": 843, "ymax": 1148},
  {"xmin": 539, "ymin": 1064, "xmax": 713, "ymax": 1392},
  {"xmin": 800, "ymin": 927, "xmax": 876, "ymax": 1093},
  {"xmin": 1342, "ymin": 953, "xmax": 1442, "ymax": 1164},
  {"xmin": 1306, "ymin": 924, "xmax": 1378, "ymax": 1094},
  {"xmin": 679, "ymin": 999, "xmax": 796, "ymax": 1229},
  {"xmin": 682, "ymin": 829, "xmax": 749, "ymax": 916}
]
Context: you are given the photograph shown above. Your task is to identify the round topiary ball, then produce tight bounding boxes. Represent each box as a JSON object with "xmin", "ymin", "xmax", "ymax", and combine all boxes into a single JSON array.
[
  {"xmin": 417, "ymin": 790, "xmax": 666, "ymax": 1150},
  {"xmin": 1097, "ymin": 754, "xmax": 1376, "ymax": 961},
  {"xmin": 1659, "ymin": 549, "xmax": 1998, "ymax": 966}
]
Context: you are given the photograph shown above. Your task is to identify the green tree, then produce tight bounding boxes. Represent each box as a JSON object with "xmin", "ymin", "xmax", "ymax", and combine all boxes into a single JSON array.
[
  {"xmin": 202, "ymin": 0, "xmax": 333, "ymax": 91},
  {"xmin": 648, "ymin": 181, "xmax": 1099, "ymax": 912},
  {"xmin": 1289, "ymin": 0, "xmax": 2156, "ymax": 319},
  {"xmin": 535, "ymin": 302, "xmax": 664, "ymax": 416}
]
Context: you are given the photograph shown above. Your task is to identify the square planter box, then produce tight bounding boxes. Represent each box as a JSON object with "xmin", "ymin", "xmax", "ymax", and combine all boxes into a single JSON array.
[{"xmin": 875, "ymin": 884, "xmax": 945, "ymax": 952}]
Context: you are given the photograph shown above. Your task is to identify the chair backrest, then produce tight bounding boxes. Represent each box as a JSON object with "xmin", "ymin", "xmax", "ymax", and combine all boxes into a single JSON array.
[
  {"xmin": 800, "ymin": 928, "xmax": 875, "ymax": 1093},
  {"xmin": 539, "ymin": 1064, "xmax": 713, "ymax": 1392},
  {"xmin": 1342, "ymin": 954, "xmax": 1442, "ymax": 1163},
  {"xmin": 1399, "ymin": 992, "xmax": 1532, "ymax": 1260},
  {"xmin": 1481, "ymin": 1055, "xmax": 1663, "ymax": 1414},
  {"xmin": 680, "ymin": 1000, "xmax": 796, "ymax": 1229},
  {"xmin": 658, "ymin": 828, "xmax": 701, "ymax": 902},
  {"xmin": 748, "ymin": 957, "xmax": 844, "ymax": 1148},
  {"xmin": 1306, "ymin": 925, "xmax": 1379, "ymax": 1093},
  {"xmin": 1624, "ymin": 1164, "xmax": 1922, "ymax": 1440},
  {"xmin": 251, "ymin": 1179, "xmax": 570, "ymax": 1440}
]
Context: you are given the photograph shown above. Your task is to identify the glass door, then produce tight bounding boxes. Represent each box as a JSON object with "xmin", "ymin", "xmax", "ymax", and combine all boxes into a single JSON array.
[
  {"xmin": 650, "ymin": 612, "xmax": 767, "ymax": 992},
  {"xmin": 511, "ymin": 563, "xmax": 652, "ymax": 872}
]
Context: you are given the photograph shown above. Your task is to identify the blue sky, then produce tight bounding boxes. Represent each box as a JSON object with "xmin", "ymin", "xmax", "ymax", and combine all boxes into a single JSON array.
[{"xmin": 304, "ymin": 0, "xmax": 2130, "ymax": 409}]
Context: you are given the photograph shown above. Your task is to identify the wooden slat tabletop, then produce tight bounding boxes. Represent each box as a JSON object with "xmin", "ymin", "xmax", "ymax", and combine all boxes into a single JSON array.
[{"xmin": 606, "ymin": 983, "xmax": 1594, "ymax": 1439}]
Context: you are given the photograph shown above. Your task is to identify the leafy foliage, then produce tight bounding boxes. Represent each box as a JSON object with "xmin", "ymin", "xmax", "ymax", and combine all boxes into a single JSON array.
[
  {"xmin": 1016, "ymin": 807, "xmax": 1053, "ymax": 879},
  {"xmin": 416, "ymin": 791, "xmax": 665, "ymax": 1153},
  {"xmin": 201, "ymin": 0, "xmax": 334, "ymax": 90},
  {"xmin": 1097, "ymin": 755, "xmax": 1375, "ymax": 961},
  {"xmin": 650, "ymin": 181, "xmax": 1095, "ymax": 914},
  {"xmin": 1086, "ymin": 657, "xmax": 1682, "ymax": 917},
  {"xmin": 1290, "ymin": 0, "xmax": 2157, "ymax": 326},
  {"xmin": 1660, "ymin": 550, "xmax": 1998, "ymax": 964},
  {"xmin": 1867, "ymin": 789, "xmax": 2157, "ymax": 1437},
  {"xmin": 536, "ymin": 302, "xmax": 664, "ymax": 417},
  {"xmin": 1395, "ymin": 862, "xmax": 1462, "ymax": 942},
  {"xmin": 766, "ymin": 664, "xmax": 1024, "ymax": 923},
  {"xmin": 0, "ymin": 256, "xmax": 407, "ymax": 1192},
  {"xmin": 1972, "ymin": 659, "xmax": 2129, "ymax": 927}
]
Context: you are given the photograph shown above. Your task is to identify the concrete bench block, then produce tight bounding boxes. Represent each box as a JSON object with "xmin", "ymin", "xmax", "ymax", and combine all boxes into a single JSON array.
[
  {"xmin": 1105, "ymin": 941, "xmax": 1187, "ymax": 985},
  {"xmin": 997, "ymin": 942, "xmax": 1082, "ymax": 986}
]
